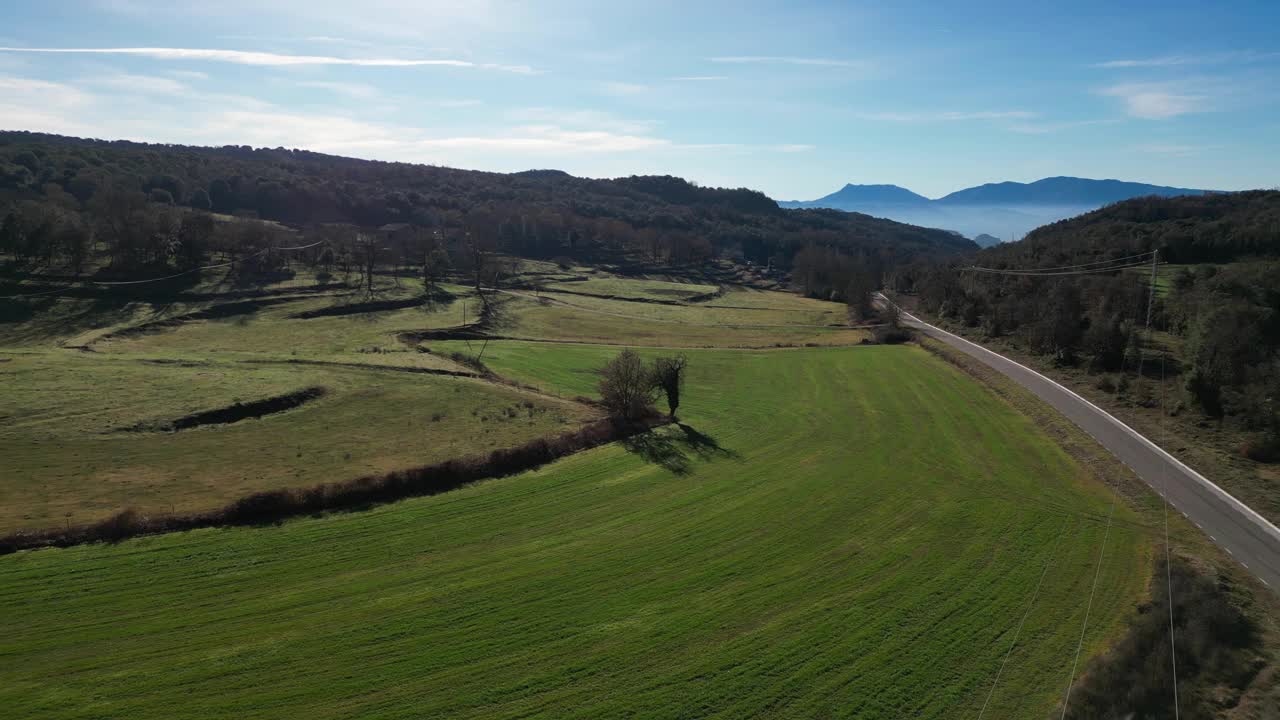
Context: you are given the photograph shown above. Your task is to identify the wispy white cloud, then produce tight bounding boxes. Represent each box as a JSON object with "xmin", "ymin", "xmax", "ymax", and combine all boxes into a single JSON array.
[
  {"xmin": 600, "ymin": 81, "xmax": 649, "ymax": 96},
  {"xmin": 1006, "ymin": 118, "xmax": 1114, "ymax": 134},
  {"xmin": 1092, "ymin": 50, "xmax": 1279, "ymax": 68},
  {"xmin": 671, "ymin": 75, "xmax": 728, "ymax": 81},
  {"xmin": 304, "ymin": 35, "xmax": 375, "ymax": 47},
  {"xmin": 295, "ymin": 80, "xmax": 380, "ymax": 99},
  {"xmin": 413, "ymin": 126, "xmax": 671, "ymax": 153},
  {"xmin": 191, "ymin": 110, "xmax": 813, "ymax": 158},
  {"xmin": 81, "ymin": 71, "xmax": 272, "ymax": 110},
  {"xmin": 166, "ymin": 69, "xmax": 209, "ymax": 81},
  {"xmin": 506, "ymin": 108, "xmax": 658, "ymax": 136},
  {"xmin": 0, "ymin": 46, "xmax": 538, "ymax": 73},
  {"xmin": 0, "ymin": 73, "xmax": 816, "ymax": 173},
  {"xmin": 1134, "ymin": 142, "xmax": 1221, "ymax": 157},
  {"xmin": 90, "ymin": 72, "xmax": 189, "ymax": 95},
  {"xmin": 854, "ymin": 110, "xmax": 1037, "ymax": 123},
  {"xmin": 0, "ymin": 75, "xmax": 95, "ymax": 135},
  {"xmin": 709, "ymin": 55, "xmax": 866, "ymax": 68},
  {"xmin": 288, "ymin": 80, "xmax": 479, "ymax": 107},
  {"xmin": 1098, "ymin": 82, "xmax": 1208, "ymax": 119}
]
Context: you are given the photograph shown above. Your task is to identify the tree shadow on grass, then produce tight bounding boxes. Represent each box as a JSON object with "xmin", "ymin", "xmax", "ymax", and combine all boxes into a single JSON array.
[{"xmin": 621, "ymin": 422, "xmax": 741, "ymax": 476}]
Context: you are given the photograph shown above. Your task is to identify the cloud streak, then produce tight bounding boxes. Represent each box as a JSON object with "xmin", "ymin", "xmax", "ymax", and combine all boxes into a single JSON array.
[
  {"xmin": 0, "ymin": 46, "xmax": 537, "ymax": 73},
  {"xmin": 1092, "ymin": 50, "xmax": 1279, "ymax": 68},
  {"xmin": 0, "ymin": 75, "xmax": 95, "ymax": 136},
  {"xmin": 0, "ymin": 76, "xmax": 808, "ymax": 164},
  {"xmin": 295, "ymin": 80, "xmax": 381, "ymax": 99},
  {"xmin": 709, "ymin": 55, "xmax": 865, "ymax": 68},
  {"xmin": 1098, "ymin": 82, "xmax": 1207, "ymax": 119},
  {"xmin": 1134, "ymin": 143, "xmax": 1220, "ymax": 157},
  {"xmin": 854, "ymin": 110, "xmax": 1037, "ymax": 123},
  {"xmin": 1006, "ymin": 118, "xmax": 1113, "ymax": 134},
  {"xmin": 600, "ymin": 81, "xmax": 649, "ymax": 96},
  {"xmin": 90, "ymin": 72, "xmax": 189, "ymax": 95}
]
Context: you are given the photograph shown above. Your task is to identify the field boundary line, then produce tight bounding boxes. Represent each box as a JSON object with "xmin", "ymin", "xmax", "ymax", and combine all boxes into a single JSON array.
[{"xmin": 876, "ymin": 294, "xmax": 1280, "ymax": 546}]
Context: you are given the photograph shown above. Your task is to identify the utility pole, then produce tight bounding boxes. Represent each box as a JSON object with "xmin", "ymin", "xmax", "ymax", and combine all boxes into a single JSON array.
[{"xmin": 1137, "ymin": 250, "xmax": 1159, "ymax": 380}]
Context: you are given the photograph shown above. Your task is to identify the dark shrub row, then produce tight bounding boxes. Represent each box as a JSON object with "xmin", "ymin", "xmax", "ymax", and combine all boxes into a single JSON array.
[
  {"xmin": 1061, "ymin": 556, "xmax": 1262, "ymax": 719},
  {"xmin": 122, "ymin": 386, "xmax": 327, "ymax": 432},
  {"xmin": 1, "ymin": 415, "xmax": 664, "ymax": 553},
  {"xmin": 291, "ymin": 296, "xmax": 429, "ymax": 319},
  {"xmin": 872, "ymin": 326, "xmax": 913, "ymax": 344}
]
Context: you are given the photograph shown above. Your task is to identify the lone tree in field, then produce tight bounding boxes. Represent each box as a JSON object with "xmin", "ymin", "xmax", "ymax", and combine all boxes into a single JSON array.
[
  {"xmin": 651, "ymin": 354, "xmax": 688, "ymax": 419},
  {"xmin": 599, "ymin": 349, "xmax": 656, "ymax": 421}
]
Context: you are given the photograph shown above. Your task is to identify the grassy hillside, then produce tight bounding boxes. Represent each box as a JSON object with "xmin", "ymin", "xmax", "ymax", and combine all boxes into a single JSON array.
[
  {"xmin": 0, "ymin": 351, "xmax": 591, "ymax": 532},
  {"xmin": 0, "ymin": 344, "xmax": 1151, "ymax": 718},
  {"xmin": 0, "ymin": 130, "xmax": 978, "ymax": 272},
  {"xmin": 0, "ymin": 266, "xmax": 865, "ymax": 532}
]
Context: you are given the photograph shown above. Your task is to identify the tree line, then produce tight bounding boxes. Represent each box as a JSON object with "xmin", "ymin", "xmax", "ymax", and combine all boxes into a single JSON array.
[
  {"xmin": 0, "ymin": 131, "xmax": 974, "ymax": 287},
  {"xmin": 599, "ymin": 350, "xmax": 689, "ymax": 421},
  {"xmin": 902, "ymin": 190, "xmax": 1280, "ymax": 460}
]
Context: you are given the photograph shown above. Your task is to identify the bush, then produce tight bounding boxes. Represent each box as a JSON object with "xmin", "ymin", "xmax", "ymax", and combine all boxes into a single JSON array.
[
  {"xmin": 1061, "ymin": 556, "xmax": 1261, "ymax": 719},
  {"xmin": 1240, "ymin": 434, "xmax": 1280, "ymax": 463},
  {"xmin": 873, "ymin": 326, "xmax": 913, "ymax": 345}
]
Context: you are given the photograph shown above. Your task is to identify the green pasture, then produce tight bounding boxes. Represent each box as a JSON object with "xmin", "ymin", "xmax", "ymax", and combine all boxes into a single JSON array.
[
  {"xmin": 0, "ymin": 350, "xmax": 591, "ymax": 532},
  {"xmin": 0, "ymin": 345, "xmax": 1150, "ymax": 718}
]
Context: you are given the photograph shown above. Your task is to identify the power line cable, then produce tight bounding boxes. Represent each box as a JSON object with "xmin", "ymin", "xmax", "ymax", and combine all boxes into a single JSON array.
[
  {"xmin": 964, "ymin": 260, "xmax": 1154, "ymax": 277},
  {"xmin": 1059, "ymin": 501, "xmax": 1116, "ymax": 719},
  {"xmin": 969, "ymin": 250, "xmax": 1156, "ymax": 274},
  {"xmin": 977, "ymin": 516, "xmax": 1071, "ymax": 719},
  {"xmin": 1159, "ymin": 315, "xmax": 1181, "ymax": 719},
  {"xmin": 1, "ymin": 240, "xmax": 325, "ymax": 299},
  {"xmin": 90, "ymin": 251, "xmax": 265, "ymax": 286}
]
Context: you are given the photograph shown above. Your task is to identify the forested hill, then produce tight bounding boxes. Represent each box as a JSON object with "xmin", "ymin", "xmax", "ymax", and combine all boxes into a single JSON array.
[
  {"xmin": 976, "ymin": 190, "xmax": 1280, "ymax": 266},
  {"xmin": 905, "ymin": 190, "xmax": 1280, "ymax": 460},
  {"xmin": 0, "ymin": 131, "xmax": 975, "ymax": 269}
]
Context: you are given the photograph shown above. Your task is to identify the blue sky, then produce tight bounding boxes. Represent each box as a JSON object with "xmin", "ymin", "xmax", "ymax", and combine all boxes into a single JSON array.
[{"xmin": 1, "ymin": 0, "xmax": 1276, "ymax": 199}]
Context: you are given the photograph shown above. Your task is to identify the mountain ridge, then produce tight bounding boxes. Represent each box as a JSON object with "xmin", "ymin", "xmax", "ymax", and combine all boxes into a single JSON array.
[{"xmin": 779, "ymin": 176, "xmax": 1216, "ymax": 243}]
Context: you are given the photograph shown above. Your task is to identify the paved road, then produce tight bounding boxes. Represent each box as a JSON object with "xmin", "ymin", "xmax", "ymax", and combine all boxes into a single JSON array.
[{"xmin": 877, "ymin": 294, "xmax": 1280, "ymax": 593}]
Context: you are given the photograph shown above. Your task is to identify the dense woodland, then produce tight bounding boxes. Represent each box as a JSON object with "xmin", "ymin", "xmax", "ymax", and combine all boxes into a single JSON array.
[
  {"xmin": 0, "ymin": 131, "xmax": 973, "ymax": 289},
  {"xmin": 902, "ymin": 191, "xmax": 1280, "ymax": 459}
]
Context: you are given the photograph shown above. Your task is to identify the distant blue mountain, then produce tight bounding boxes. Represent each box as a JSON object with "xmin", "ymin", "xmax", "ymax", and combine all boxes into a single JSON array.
[
  {"xmin": 935, "ymin": 176, "xmax": 1207, "ymax": 206},
  {"xmin": 797, "ymin": 183, "xmax": 931, "ymax": 208},
  {"xmin": 779, "ymin": 176, "xmax": 1213, "ymax": 242}
]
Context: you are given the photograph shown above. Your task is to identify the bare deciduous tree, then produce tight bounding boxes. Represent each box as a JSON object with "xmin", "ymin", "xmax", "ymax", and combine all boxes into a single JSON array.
[
  {"xmin": 651, "ymin": 354, "xmax": 688, "ymax": 419},
  {"xmin": 599, "ymin": 349, "xmax": 656, "ymax": 421}
]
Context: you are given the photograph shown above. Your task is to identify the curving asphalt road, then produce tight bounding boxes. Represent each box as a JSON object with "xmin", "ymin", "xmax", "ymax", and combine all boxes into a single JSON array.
[{"xmin": 877, "ymin": 294, "xmax": 1280, "ymax": 593}]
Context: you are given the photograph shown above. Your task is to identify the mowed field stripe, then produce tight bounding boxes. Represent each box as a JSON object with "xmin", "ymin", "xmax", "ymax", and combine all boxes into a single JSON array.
[{"xmin": 0, "ymin": 346, "xmax": 1149, "ymax": 719}]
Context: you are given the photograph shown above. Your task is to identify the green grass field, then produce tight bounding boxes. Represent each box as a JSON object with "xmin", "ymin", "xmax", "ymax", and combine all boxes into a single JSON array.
[
  {"xmin": 0, "ymin": 350, "xmax": 592, "ymax": 532},
  {"xmin": 492, "ymin": 289, "xmax": 865, "ymax": 347},
  {"xmin": 1, "ymin": 270, "xmax": 865, "ymax": 532},
  {"xmin": 544, "ymin": 276, "xmax": 718, "ymax": 301},
  {"xmin": 0, "ymin": 344, "xmax": 1150, "ymax": 718}
]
